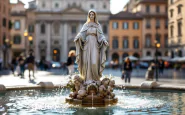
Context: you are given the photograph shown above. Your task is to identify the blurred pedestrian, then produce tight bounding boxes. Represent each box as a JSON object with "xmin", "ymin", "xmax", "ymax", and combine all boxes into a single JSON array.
[
  {"xmin": 11, "ymin": 57, "xmax": 17, "ymax": 76},
  {"xmin": 158, "ymin": 59, "xmax": 164, "ymax": 77},
  {"xmin": 123, "ymin": 57, "xmax": 133, "ymax": 83},
  {"xmin": 26, "ymin": 52, "xmax": 35, "ymax": 80},
  {"xmin": 67, "ymin": 51, "xmax": 75, "ymax": 75},
  {"xmin": 18, "ymin": 55, "xmax": 25, "ymax": 78}
]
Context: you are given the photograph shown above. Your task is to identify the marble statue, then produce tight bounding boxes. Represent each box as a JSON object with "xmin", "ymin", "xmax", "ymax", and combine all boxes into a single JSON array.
[
  {"xmin": 66, "ymin": 10, "xmax": 117, "ymax": 107},
  {"xmin": 74, "ymin": 9, "xmax": 109, "ymax": 83}
]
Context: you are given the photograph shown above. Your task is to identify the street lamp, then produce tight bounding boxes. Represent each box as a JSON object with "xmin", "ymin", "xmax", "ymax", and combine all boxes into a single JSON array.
[
  {"xmin": 155, "ymin": 41, "xmax": 160, "ymax": 81},
  {"xmin": 28, "ymin": 36, "xmax": 33, "ymax": 50},
  {"xmin": 24, "ymin": 30, "xmax": 28, "ymax": 56}
]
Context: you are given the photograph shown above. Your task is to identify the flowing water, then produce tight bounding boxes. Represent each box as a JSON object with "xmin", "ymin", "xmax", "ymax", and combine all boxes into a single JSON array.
[{"xmin": 0, "ymin": 88, "xmax": 185, "ymax": 115}]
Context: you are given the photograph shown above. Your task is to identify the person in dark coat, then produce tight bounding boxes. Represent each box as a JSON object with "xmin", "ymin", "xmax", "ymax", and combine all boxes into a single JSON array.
[
  {"xmin": 158, "ymin": 59, "xmax": 164, "ymax": 77},
  {"xmin": 18, "ymin": 55, "xmax": 25, "ymax": 78},
  {"xmin": 26, "ymin": 52, "xmax": 35, "ymax": 80},
  {"xmin": 123, "ymin": 57, "xmax": 133, "ymax": 83}
]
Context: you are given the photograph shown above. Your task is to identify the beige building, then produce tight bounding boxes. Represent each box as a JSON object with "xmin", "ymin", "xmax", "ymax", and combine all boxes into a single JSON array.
[
  {"xmin": 28, "ymin": 0, "xmax": 110, "ymax": 62},
  {"xmin": 0, "ymin": 0, "xmax": 11, "ymax": 68},
  {"xmin": 124, "ymin": 0, "xmax": 168, "ymax": 60},
  {"xmin": 168, "ymin": 0, "xmax": 185, "ymax": 57},
  {"xmin": 10, "ymin": 0, "xmax": 27, "ymax": 58}
]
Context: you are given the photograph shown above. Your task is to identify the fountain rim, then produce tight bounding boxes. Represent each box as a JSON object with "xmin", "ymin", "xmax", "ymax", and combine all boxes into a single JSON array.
[{"xmin": 1, "ymin": 82, "xmax": 185, "ymax": 92}]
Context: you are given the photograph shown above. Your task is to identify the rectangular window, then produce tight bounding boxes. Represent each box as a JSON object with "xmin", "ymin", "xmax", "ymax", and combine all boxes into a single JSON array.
[
  {"xmin": 146, "ymin": 5, "xmax": 150, "ymax": 13},
  {"xmin": 177, "ymin": 5, "xmax": 182, "ymax": 14},
  {"xmin": 178, "ymin": 21, "xmax": 182, "ymax": 36},
  {"xmin": 165, "ymin": 35, "xmax": 168, "ymax": 48},
  {"xmin": 156, "ymin": 19, "xmax": 160, "ymax": 28},
  {"xmin": 112, "ymin": 22, "xmax": 118, "ymax": 29},
  {"xmin": 133, "ymin": 22, "xmax": 139, "ymax": 30},
  {"xmin": 123, "ymin": 39, "xmax": 129, "ymax": 48},
  {"xmin": 165, "ymin": 19, "xmax": 168, "ymax": 29},
  {"xmin": 14, "ymin": 20, "xmax": 21, "ymax": 30},
  {"xmin": 103, "ymin": 25, "xmax": 107, "ymax": 34},
  {"xmin": 146, "ymin": 36, "xmax": 151, "ymax": 47},
  {"xmin": 156, "ymin": 5, "xmax": 160, "ymax": 13},
  {"xmin": 113, "ymin": 36, "xmax": 118, "ymax": 49},
  {"xmin": 156, "ymin": 34, "xmax": 161, "ymax": 44},
  {"xmin": 170, "ymin": 26, "xmax": 174, "ymax": 37},
  {"xmin": 170, "ymin": 9, "xmax": 173, "ymax": 17},
  {"xmin": 171, "ymin": 0, "xmax": 173, "ymax": 4},
  {"xmin": 71, "ymin": 25, "xmax": 77, "ymax": 34},
  {"xmin": 3, "ymin": 18, "xmax": 6, "ymax": 27},
  {"xmin": 146, "ymin": 19, "xmax": 151, "ymax": 29},
  {"xmin": 28, "ymin": 25, "xmax": 34, "ymax": 33},
  {"xmin": 122, "ymin": 22, "xmax": 128, "ymax": 29}
]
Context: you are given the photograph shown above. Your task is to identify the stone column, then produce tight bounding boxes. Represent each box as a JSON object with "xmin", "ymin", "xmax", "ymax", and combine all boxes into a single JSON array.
[
  {"xmin": 46, "ymin": 22, "xmax": 51, "ymax": 61},
  {"xmin": 60, "ymin": 22, "xmax": 63, "ymax": 62},
  {"xmin": 35, "ymin": 23, "xmax": 40, "ymax": 61},
  {"xmin": 62, "ymin": 22, "xmax": 68, "ymax": 62}
]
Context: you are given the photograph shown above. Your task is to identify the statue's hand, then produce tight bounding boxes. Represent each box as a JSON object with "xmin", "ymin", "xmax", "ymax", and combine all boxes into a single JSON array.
[
  {"xmin": 74, "ymin": 37, "xmax": 79, "ymax": 42},
  {"xmin": 104, "ymin": 40, "xmax": 109, "ymax": 46}
]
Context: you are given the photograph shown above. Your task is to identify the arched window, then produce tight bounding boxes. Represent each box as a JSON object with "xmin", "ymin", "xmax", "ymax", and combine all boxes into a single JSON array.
[
  {"xmin": 133, "ymin": 37, "xmax": 139, "ymax": 49},
  {"xmin": 13, "ymin": 35, "xmax": 21, "ymax": 44},
  {"xmin": 155, "ymin": 51, "xmax": 161, "ymax": 56},
  {"xmin": 53, "ymin": 22, "xmax": 60, "ymax": 35},
  {"xmin": 112, "ymin": 36, "xmax": 118, "ymax": 49},
  {"xmin": 133, "ymin": 53, "xmax": 140, "ymax": 58},
  {"xmin": 40, "ymin": 23, "xmax": 45, "ymax": 34},
  {"xmin": 123, "ymin": 37, "xmax": 129, "ymax": 48},
  {"xmin": 112, "ymin": 53, "xmax": 119, "ymax": 61},
  {"xmin": 122, "ymin": 53, "xmax": 129, "ymax": 59}
]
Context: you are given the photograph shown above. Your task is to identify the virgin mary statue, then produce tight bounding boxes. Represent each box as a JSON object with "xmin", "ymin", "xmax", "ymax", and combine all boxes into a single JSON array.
[{"xmin": 74, "ymin": 9, "xmax": 109, "ymax": 83}]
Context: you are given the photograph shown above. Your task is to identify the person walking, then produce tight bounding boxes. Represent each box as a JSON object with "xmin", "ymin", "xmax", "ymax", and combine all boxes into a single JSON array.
[
  {"xmin": 158, "ymin": 59, "xmax": 164, "ymax": 77},
  {"xmin": 123, "ymin": 57, "xmax": 133, "ymax": 84},
  {"xmin": 18, "ymin": 55, "xmax": 25, "ymax": 78},
  {"xmin": 66, "ymin": 51, "xmax": 75, "ymax": 75},
  {"xmin": 26, "ymin": 52, "xmax": 35, "ymax": 80},
  {"xmin": 11, "ymin": 57, "xmax": 17, "ymax": 76}
]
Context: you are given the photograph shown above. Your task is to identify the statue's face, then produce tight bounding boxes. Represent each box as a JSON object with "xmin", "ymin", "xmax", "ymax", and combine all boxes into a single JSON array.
[{"xmin": 89, "ymin": 11, "xmax": 95, "ymax": 21}]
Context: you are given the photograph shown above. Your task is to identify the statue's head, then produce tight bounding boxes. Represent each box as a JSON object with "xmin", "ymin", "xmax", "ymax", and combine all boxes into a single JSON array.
[{"xmin": 86, "ymin": 9, "xmax": 99, "ymax": 24}]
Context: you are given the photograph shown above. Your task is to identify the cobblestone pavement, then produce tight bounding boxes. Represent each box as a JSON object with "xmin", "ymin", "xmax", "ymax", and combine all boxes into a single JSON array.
[{"xmin": 0, "ymin": 68, "xmax": 185, "ymax": 87}]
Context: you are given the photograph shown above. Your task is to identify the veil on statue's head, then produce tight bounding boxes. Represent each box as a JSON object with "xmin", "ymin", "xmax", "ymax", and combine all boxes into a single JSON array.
[{"xmin": 86, "ymin": 9, "xmax": 99, "ymax": 24}]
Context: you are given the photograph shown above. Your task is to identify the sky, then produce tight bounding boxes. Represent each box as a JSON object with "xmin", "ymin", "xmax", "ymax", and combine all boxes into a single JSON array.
[{"xmin": 10, "ymin": 0, "xmax": 129, "ymax": 14}]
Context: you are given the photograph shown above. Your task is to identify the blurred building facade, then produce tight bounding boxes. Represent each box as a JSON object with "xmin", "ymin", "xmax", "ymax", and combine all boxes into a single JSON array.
[
  {"xmin": 168, "ymin": 0, "xmax": 185, "ymax": 57},
  {"xmin": 0, "ymin": 0, "xmax": 11, "ymax": 68},
  {"xmin": 10, "ymin": 0, "xmax": 27, "ymax": 59},
  {"xmin": 28, "ymin": 0, "xmax": 110, "ymax": 62},
  {"xmin": 109, "ymin": 12, "xmax": 142, "ymax": 63},
  {"xmin": 124, "ymin": 0, "xmax": 168, "ymax": 59}
]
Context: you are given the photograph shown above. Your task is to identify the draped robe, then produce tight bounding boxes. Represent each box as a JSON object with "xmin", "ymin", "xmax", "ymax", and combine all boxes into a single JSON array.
[{"xmin": 74, "ymin": 22, "xmax": 107, "ymax": 83}]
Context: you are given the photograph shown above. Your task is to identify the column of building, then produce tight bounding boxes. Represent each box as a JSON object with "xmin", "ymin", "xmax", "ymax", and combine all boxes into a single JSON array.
[{"xmin": 46, "ymin": 21, "xmax": 51, "ymax": 61}]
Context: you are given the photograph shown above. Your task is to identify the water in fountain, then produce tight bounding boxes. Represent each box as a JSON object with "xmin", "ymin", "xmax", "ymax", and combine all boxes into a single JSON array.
[{"xmin": 1, "ymin": 88, "xmax": 185, "ymax": 114}]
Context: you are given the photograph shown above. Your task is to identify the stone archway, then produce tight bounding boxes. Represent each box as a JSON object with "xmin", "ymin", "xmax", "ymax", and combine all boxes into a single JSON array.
[
  {"xmin": 122, "ymin": 53, "xmax": 129, "ymax": 60},
  {"xmin": 133, "ymin": 52, "xmax": 140, "ymax": 58},
  {"xmin": 112, "ymin": 53, "xmax": 119, "ymax": 62}
]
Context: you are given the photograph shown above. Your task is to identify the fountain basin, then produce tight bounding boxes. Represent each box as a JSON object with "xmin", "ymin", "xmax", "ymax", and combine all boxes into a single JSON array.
[{"xmin": 66, "ymin": 96, "xmax": 118, "ymax": 107}]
